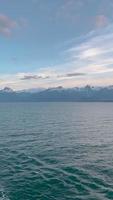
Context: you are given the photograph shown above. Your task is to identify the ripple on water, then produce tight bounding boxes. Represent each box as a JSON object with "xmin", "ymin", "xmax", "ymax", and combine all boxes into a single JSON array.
[
  {"xmin": 0, "ymin": 103, "xmax": 113, "ymax": 200},
  {"xmin": 0, "ymin": 188, "xmax": 10, "ymax": 200}
]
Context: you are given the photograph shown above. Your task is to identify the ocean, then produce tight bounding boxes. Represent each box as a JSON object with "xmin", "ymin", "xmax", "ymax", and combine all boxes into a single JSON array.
[{"xmin": 0, "ymin": 103, "xmax": 113, "ymax": 200}]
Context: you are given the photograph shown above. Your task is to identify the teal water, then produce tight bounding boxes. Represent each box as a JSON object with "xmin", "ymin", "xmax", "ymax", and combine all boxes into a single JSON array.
[{"xmin": 0, "ymin": 103, "xmax": 113, "ymax": 200}]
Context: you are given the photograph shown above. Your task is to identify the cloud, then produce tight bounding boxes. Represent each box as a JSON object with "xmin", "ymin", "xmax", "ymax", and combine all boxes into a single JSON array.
[
  {"xmin": 21, "ymin": 75, "xmax": 41, "ymax": 80},
  {"xmin": 77, "ymin": 47, "xmax": 101, "ymax": 60},
  {"xmin": 0, "ymin": 14, "xmax": 17, "ymax": 37},
  {"xmin": 65, "ymin": 72, "xmax": 86, "ymax": 77},
  {"xmin": 1, "ymin": 22, "xmax": 113, "ymax": 89},
  {"xmin": 55, "ymin": 0, "xmax": 113, "ymax": 32},
  {"xmin": 20, "ymin": 74, "xmax": 50, "ymax": 80},
  {"xmin": 66, "ymin": 24, "xmax": 113, "ymax": 75},
  {"xmin": 58, "ymin": 72, "xmax": 86, "ymax": 78},
  {"xmin": 56, "ymin": 0, "xmax": 83, "ymax": 22},
  {"xmin": 20, "ymin": 71, "xmax": 85, "ymax": 81},
  {"xmin": 95, "ymin": 15, "xmax": 109, "ymax": 28}
]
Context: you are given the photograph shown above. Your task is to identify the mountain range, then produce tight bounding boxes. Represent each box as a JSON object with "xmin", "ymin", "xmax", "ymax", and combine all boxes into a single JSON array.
[{"xmin": 0, "ymin": 86, "xmax": 113, "ymax": 102}]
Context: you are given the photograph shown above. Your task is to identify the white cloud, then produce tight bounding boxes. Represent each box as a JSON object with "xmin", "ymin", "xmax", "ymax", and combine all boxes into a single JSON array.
[
  {"xmin": 1, "ymin": 24, "xmax": 113, "ymax": 89},
  {"xmin": 66, "ymin": 24, "xmax": 113, "ymax": 75}
]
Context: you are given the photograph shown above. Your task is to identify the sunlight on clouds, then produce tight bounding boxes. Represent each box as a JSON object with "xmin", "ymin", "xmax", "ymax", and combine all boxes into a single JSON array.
[
  {"xmin": 79, "ymin": 48, "xmax": 101, "ymax": 60},
  {"xmin": 66, "ymin": 24, "xmax": 113, "ymax": 76},
  {"xmin": 1, "ymin": 24, "xmax": 113, "ymax": 89}
]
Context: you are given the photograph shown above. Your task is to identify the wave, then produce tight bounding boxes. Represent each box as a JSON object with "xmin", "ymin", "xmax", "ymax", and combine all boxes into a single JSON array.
[{"xmin": 0, "ymin": 188, "xmax": 10, "ymax": 200}]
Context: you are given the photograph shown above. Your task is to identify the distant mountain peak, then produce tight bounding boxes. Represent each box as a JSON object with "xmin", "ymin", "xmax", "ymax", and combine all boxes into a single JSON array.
[
  {"xmin": 0, "ymin": 85, "xmax": 113, "ymax": 102},
  {"xmin": 2, "ymin": 87, "xmax": 14, "ymax": 93}
]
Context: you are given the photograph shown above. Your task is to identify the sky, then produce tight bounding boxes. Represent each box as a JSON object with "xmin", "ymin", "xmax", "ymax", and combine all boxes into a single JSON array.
[{"xmin": 0, "ymin": 0, "xmax": 113, "ymax": 90}]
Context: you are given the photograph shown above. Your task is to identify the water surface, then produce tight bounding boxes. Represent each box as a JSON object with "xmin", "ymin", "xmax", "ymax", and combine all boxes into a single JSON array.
[{"xmin": 0, "ymin": 103, "xmax": 113, "ymax": 200}]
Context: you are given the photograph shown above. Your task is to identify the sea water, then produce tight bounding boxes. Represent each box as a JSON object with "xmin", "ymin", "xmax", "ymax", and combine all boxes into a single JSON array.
[{"xmin": 0, "ymin": 103, "xmax": 113, "ymax": 200}]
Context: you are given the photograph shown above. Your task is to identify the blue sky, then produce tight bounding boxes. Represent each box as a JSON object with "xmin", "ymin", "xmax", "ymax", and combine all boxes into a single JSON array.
[{"xmin": 0, "ymin": 0, "xmax": 113, "ymax": 90}]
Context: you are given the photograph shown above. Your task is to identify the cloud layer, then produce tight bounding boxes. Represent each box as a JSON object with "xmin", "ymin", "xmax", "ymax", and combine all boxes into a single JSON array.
[
  {"xmin": 0, "ymin": 0, "xmax": 113, "ymax": 90},
  {"xmin": 1, "ymin": 23, "xmax": 112, "ymax": 90}
]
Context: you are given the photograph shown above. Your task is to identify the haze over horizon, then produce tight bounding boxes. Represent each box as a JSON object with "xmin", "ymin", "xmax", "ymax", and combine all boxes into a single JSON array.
[{"xmin": 0, "ymin": 0, "xmax": 113, "ymax": 90}]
